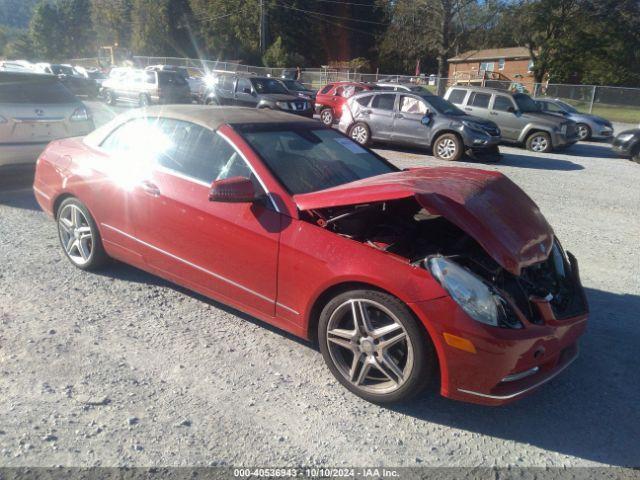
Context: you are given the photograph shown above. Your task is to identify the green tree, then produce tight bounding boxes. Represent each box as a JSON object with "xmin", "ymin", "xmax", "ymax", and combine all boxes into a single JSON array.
[
  {"xmin": 262, "ymin": 36, "xmax": 303, "ymax": 68},
  {"xmin": 131, "ymin": 0, "xmax": 171, "ymax": 56},
  {"xmin": 29, "ymin": 1, "xmax": 64, "ymax": 60},
  {"xmin": 91, "ymin": 0, "xmax": 133, "ymax": 48},
  {"xmin": 3, "ymin": 31, "xmax": 34, "ymax": 59}
]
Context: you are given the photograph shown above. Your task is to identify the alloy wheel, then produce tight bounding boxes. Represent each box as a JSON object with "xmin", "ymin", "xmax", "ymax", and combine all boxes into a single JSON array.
[
  {"xmin": 321, "ymin": 109, "xmax": 333, "ymax": 125},
  {"xmin": 350, "ymin": 125, "xmax": 368, "ymax": 145},
  {"xmin": 325, "ymin": 298, "xmax": 414, "ymax": 394},
  {"xmin": 58, "ymin": 204, "xmax": 93, "ymax": 266},
  {"xmin": 436, "ymin": 138, "xmax": 458, "ymax": 159},
  {"xmin": 577, "ymin": 124, "xmax": 590, "ymax": 140},
  {"xmin": 530, "ymin": 135, "xmax": 549, "ymax": 152}
]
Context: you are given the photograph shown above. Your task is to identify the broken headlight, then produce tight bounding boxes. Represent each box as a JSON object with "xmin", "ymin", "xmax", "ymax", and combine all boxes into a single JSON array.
[{"xmin": 427, "ymin": 256, "xmax": 522, "ymax": 329}]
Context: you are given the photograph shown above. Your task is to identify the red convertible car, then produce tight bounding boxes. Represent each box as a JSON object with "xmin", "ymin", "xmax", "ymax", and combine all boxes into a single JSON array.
[{"xmin": 33, "ymin": 106, "xmax": 588, "ymax": 405}]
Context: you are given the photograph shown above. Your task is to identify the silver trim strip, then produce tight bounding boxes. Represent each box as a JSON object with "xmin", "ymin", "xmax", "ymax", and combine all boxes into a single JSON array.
[
  {"xmin": 215, "ymin": 130, "xmax": 280, "ymax": 212},
  {"xmin": 33, "ymin": 186, "xmax": 51, "ymax": 200},
  {"xmin": 155, "ymin": 164, "xmax": 210, "ymax": 187},
  {"xmin": 101, "ymin": 223, "xmax": 274, "ymax": 304},
  {"xmin": 457, "ymin": 353, "xmax": 578, "ymax": 400},
  {"xmin": 14, "ymin": 117, "xmax": 65, "ymax": 123},
  {"xmin": 276, "ymin": 302, "xmax": 299, "ymax": 316}
]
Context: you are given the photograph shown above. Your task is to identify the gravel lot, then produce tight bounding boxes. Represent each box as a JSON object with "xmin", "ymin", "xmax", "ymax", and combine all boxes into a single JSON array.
[{"xmin": 0, "ymin": 101, "xmax": 638, "ymax": 468}]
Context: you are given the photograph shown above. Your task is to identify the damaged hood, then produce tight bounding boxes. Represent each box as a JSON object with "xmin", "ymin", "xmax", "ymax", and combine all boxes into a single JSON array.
[{"xmin": 294, "ymin": 168, "xmax": 554, "ymax": 275}]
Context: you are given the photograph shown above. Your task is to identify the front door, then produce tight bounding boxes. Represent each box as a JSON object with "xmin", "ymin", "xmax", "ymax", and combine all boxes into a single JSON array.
[
  {"xmin": 367, "ymin": 93, "xmax": 397, "ymax": 140},
  {"xmin": 490, "ymin": 94, "xmax": 521, "ymax": 141},
  {"xmin": 234, "ymin": 77, "xmax": 258, "ymax": 107},
  {"xmin": 130, "ymin": 118, "xmax": 280, "ymax": 316},
  {"xmin": 391, "ymin": 94, "xmax": 431, "ymax": 146}
]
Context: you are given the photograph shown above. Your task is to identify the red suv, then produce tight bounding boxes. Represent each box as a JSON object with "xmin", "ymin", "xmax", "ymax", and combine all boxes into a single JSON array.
[{"xmin": 315, "ymin": 81, "xmax": 372, "ymax": 125}]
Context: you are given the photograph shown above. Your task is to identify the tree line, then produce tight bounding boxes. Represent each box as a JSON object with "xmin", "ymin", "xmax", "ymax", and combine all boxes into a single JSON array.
[{"xmin": 0, "ymin": 0, "xmax": 639, "ymax": 87}]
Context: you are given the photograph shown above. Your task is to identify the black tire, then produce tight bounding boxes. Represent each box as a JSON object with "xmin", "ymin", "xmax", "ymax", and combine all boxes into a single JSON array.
[
  {"xmin": 576, "ymin": 123, "xmax": 591, "ymax": 141},
  {"xmin": 433, "ymin": 133, "xmax": 463, "ymax": 161},
  {"xmin": 205, "ymin": 97, "xmax": 219, "ymax": 106},
  {"xmin": 138, "ymin": 93, "xmax": 150, "ymax": 108},
  {"xmin": 104, "ymin": 90, "xmax": 117, "ymax": 106},
  {"xmin": 348, "ymin": 122, "xmax": 371, "ymax": 146},
  {"xmin": 525, "ymin": 131, "xmax": 552, "ymax": 153},
  {"xmin": 318, "ymin": 289, "xmax": 434, "ymax": 404},
  {"xmin": 631, "ymin": 145, "xmax": 640, "ymax": 164},
  {"xmin": 56, "ymin": 198, "xmax": 108, "ymax": 271},
  {"xmin": 320, "ymin": 108, "xmax": 334, "ymax": 126}
]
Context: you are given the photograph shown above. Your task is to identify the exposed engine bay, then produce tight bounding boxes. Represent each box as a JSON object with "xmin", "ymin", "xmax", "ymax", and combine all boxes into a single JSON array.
[{"xmin": 305, "ymin": 199, "xmax": 587, "ymax": 323}]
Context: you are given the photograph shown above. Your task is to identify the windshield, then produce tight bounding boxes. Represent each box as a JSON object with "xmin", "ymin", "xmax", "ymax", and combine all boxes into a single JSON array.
[
  {"xmin": 556, "ymin": 100, "xmax": 578, "ymax": 113},
  {"xmin": 283, "ymin": 80, "xmax": 307, "ymax": 91},
  {"xmin": 0, "ymin": 77, "xmax": 76, "ymax": 103},
  {"xmin": 51, "ymin": 65, "xmax": 76, "ymax": 76},
  {"xmin": 513, "ymin": 93, "xmax": 541, "ymax": 112},
  {"xmin": 251, "ymin": 78, "xmax": 288, "ymax": 94},
  {"xmin": 421, "ymin": 95, "xmax": 464, "ymax": 116},
  {"xmin": 239, "ymin": 126, "xmax": 397, "ymax": 194}
]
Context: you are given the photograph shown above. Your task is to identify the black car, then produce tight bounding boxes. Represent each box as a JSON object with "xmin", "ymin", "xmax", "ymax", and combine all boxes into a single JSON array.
[
  {"xmin": 49, "ymin": 64, "xmax": 99, "ymax": 98},
  {"xmin": 281, "ymin": 79, "xmax": 316, "ymax": 102},
  {"xmin": 202, "ymin": 74, "xmax": 313, "ymax": 117},
  {"xmin": 611, "ymin": 129, "xmax": 640, "ymax": 163}
]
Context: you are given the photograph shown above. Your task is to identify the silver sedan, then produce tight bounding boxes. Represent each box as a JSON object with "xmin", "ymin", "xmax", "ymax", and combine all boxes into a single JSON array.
[{"xmin": 534, "ymin": 98, "xmax": 614, "ymax": 141}]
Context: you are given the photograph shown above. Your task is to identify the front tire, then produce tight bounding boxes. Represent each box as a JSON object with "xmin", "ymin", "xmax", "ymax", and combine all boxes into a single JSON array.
[
  {"xmin": 104, "ymin": 90, "xmax": 117, "ymax": 106},
  {"xmin": 139, "ymin": 93, "xmax": 150, "ymax": 107},
  {"xmin": 433, "ymin": 133, "xmax": 463, "ymax": 161},
  {"xmin": 576, "ymin": 123, "xmax": 591, "ymax": 141},
  {"xmin": 57, "ymin": 198, "xmax": 107, "ymax": 270},
  {"xmin": 349, "ymin": 122, "xmax": 371, "ymax": 146},
  {"xmin": 320, "ymin": 108, "xmax": 334, "ymax": 126},
  {"xmin": 526, "ymin": 131, "xmax": 552, "ymax": 153},
  {"xmin": 318, "ymin": 289, "xmax": 434, "ymax": 404}
]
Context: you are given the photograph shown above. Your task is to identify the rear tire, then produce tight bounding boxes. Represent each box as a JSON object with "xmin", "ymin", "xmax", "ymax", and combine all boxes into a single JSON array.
[
  {"xmin": 105, "ymin": 90, "xmax": 117, "ymax": 106},
  {"xmin": 138, "ymin": 93, "xmax": 150, "ymax": 107},
  {"xmin": 631, "ymin": 145, "xmax": 640, "ymax": 164},
  {"xmin": 433, "ymin": 133, "xmax": 463, "ymax": 161},
  {"xmin": 57, "ymin": 198, "xmax": 108, "ymax": 271},
  {"xmin": 205, "ymin": 97, "xmax": 219, "ymax": 106},
  {"xmin": 526, "ymin": 131, "xmax": 552, "ymax": 153},
  {"xmin": 349, "ymin": 122, "xmax": 371, "ymax": 146},
  {"xmin": 320, "ymin": 108, "xmax": 334, "ymax": 126},
  {"xmin": 318, "ymin": 289, "xmax": 434, "ymax": 404}
]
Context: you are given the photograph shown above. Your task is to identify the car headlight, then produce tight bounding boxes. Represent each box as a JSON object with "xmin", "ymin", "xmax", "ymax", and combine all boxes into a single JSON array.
[
  {"xmin": 427, "ymin": 257, "xmax": 521, "ymax": 328},
  {"xmin": 461, "ymin": 120, "xmax": 486, "ymax": 133},
  {"xmin": 276, "ymin": 101, "xmax": 290, "ymax": 110},
  {"xmin": 617, "ymin": 133, "xmax": 635, "ymax": 142}
]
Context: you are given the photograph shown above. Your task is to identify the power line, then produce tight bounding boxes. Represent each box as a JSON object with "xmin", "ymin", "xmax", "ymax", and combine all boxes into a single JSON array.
[
  {"xmin": 274, "ymin": 1, "xmax": 381, "ymax": 36},
  {"xmin": 274, "ymin": 2, "xmax": 389, "ymax": 25},
  {"xmin": 301, "ymin": 0, "xmax": 383, "ymax": 7}
]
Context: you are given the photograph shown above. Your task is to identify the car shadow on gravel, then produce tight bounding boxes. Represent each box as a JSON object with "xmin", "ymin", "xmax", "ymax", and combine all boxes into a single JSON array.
[
  {"xmin": 559, "ymin": 143, "xmax": 618, "ymax": 159},
  {"xmin": 388, "ymin": 287, "xmax": 640, "ymax": 467},
  {"xmin": 492, "ymin": 153, "xmax": 584, "ymax": 171},
  {"xmin": 0, "ymin": 187, "xmax": 41, "ymax": 212},
  {"xmin": 94, "ymin": 262, "xmax": 314, "ymax": 349}
]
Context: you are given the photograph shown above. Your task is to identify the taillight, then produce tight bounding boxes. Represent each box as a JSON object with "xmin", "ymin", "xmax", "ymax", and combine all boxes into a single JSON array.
[{"xmin": 70, "ymin": 107, "xmax": 91, "ymax": 122}]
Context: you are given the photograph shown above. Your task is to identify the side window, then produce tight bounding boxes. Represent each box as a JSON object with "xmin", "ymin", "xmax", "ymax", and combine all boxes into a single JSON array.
[
  {"xmin": 236, "ymin": 77, "xmax": 252, "ymax": 94},
  {"xmin": 100, "ymin": 117, "xmax": 171, "ymax": 168},
  {"xmin": 448, "ymin": 89, "xmax": 467, "ymax": 105},
  {"xmin": 371, "ymin": 94, "xmax": 396, "ymax": 111},
  {"xmin": 145, "ymin": 72, "xmax": 156, "ymax": 84},
  {"xmin": 320, "ymin": 84, "xmax": 333, "ymax": 95},
  {"xmin": 545, "ymin": 102, "xmax": 563, "ymax": 113},
  {"xmin": 493, "ymin": 96, "xmax": 514, "ymax": 112},
  {"xmin": 212, "ymin": 134, "xmax": 266, "ymax": 196},
  {"xmin": 157, "ymin": 119, "xmax": 222, "ymax": 183},
  {"xmin": 469, "ymin": 92, "xmax": 491, "ymax": 108},
  {"xmin": 355, "ymin": 95, "xmax": 373, "ymax": 107},
  {"xmin": 400, "ymin": 96, "xmax": 427, "ymax": 114},
  {"xmin": 220, "ymin": 76, "xmax": 234, "ymax": 92}
]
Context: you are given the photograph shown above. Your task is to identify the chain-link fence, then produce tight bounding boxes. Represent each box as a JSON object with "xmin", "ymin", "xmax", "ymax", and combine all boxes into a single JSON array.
[{"xmin": 68, "ymin": 55, "xmax": 640, "ymax": 124}]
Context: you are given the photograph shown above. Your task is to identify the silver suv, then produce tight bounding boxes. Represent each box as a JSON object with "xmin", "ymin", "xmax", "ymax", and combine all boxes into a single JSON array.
[{"xmin": 444, "ymin": 86, "xmax": 578, "ymax": 153}]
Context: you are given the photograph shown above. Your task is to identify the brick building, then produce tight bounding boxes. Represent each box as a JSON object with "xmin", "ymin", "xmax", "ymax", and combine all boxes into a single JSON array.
[{"xmin": 447, "ymin": 47, "xmax": 537, "ymax": 90}]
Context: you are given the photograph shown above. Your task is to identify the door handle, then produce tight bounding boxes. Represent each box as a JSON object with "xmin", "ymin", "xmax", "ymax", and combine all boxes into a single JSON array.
[
  {"xmin": 362, "ymin": 109, "xmax": 371, "ymax": 115},
  {"xmin": 395, "ymin": 113, "xmax": 404, "ymax": 119},
  {"xmin": 140, "ymin": 180, "xmax": 161, "ymax": 197},
  {"xmin": 490, "ymin": 111, "xmax": 498, "ymax": 115},
  {"xmin": 464, "ymin": 107, "xmax": 472, "ymax": 111}
]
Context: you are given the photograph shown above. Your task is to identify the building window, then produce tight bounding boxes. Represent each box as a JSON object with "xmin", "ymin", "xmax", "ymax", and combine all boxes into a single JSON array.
[
  {"xmin": 480, "ymin": 62, "xmax": 495, "ymax": 72},
  {"xmin": 498, "ymin": 58, "xmax": 505, "ymax": 70},
  {"xmin": 528, "ymin": 59, "xmax": 534, "ymax": 72}
]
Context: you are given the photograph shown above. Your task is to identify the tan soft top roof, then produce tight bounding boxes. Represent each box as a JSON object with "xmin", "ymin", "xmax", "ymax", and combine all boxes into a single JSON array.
[{"xmin": 84, "ymin": 105, "xmax": 319, "ymax": 146}]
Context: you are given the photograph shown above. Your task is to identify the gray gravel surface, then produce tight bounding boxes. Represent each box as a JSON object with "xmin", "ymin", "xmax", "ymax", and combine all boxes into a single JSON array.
[{"xmin": 0, "ymin": 102, "xmax": 638, "ymax": 468}]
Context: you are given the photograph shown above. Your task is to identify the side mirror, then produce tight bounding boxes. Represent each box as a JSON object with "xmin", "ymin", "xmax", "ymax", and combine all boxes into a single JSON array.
[
  {"xmin": 421, "ymin": 113, "xmax": 432, "ymax": 126},
  {"xmin": 243, "ymin": 87, "xmax": 252, "ymax": 94},
  {"xmin": 507, "ymin": 106, "xmax": 516, "ymax": 113},
  {"xmin": 209, "ymin": 176, "xmax": 256, "ymax": 203}
]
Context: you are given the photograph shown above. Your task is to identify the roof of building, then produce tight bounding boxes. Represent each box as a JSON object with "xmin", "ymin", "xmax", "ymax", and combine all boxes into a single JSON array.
[{"xmin": 448, "ymin": 47, "xmax": 532, "ymax": 63}]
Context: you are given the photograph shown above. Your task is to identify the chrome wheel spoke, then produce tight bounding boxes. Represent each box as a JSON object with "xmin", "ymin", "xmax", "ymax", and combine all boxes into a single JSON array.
[
  {"xmin": 376, "ymin": 353, "xmax": 404, "ymax": 385},
  {"xmin": 378, "ymin": 331, "xmax": 407, "ymax": 351},
  {"xmin": 349, "ymin": 352, "xmax": 365, "ymax": 383},
  {"xmin": 354, "ymin": 358, "xmax": 372, "ymax": 386},
  {"xmin": 351, "ymin": 300, "xmax": 373, "ymax": 336},
  {"xmin": 370, "ymin": 322, "xmax": 402, "ymax": 340},
  {"xmin": 78, "ymin": 237, "xmax": 91, "ymax": 260}
]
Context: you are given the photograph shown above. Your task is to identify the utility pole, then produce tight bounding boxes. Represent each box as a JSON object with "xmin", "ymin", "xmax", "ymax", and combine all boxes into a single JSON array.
[{"xmin": 260, "ymin": 0, "xmax": 268, "ymax": 54}]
